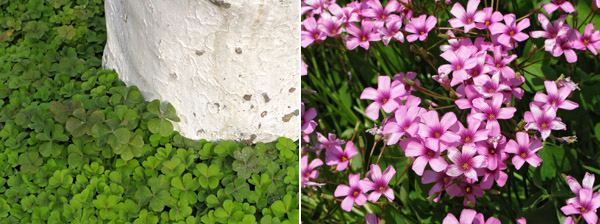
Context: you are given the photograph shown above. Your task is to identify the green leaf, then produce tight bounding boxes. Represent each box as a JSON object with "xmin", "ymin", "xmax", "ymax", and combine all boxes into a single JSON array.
[
  {"xmin": 149, "ymin": 190, "xmax": 171, "ymax": 212},
  {"xmin": 164, "ymin": 103, "xmax": 180, "ymax": 122},
  {"xmin": 57, "ymin": 25, "xmax": 76, "ymax": 40},
  {"xmin": 17, "ymin": 152, "xmax": 43, "ymax": 173},
  {"xmin": 595, "ymin": 123, "xmax": 600, "ymax": 142}
]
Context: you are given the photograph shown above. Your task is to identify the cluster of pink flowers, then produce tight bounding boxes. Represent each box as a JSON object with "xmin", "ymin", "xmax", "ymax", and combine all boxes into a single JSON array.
[
  {"xmin": 301, "ymin": 0, "xmax": 437, "ymax": 50},
  {"xmin": 561, "ymin": 172, "xmax": 600, "ymax": 224},
  {"xmin": 301, "ymin": 0, "xmax": 599, "ymax": 222}
]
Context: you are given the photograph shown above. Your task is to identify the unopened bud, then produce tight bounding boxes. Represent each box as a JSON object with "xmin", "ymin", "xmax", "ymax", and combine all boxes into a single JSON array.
[
  {"xmin": 359, "ymin": 136, "xmax": 365, "ymax": 149},
  {"xmin": 403, "ymin": 78, "xmax": 415, "ymax": 86},
  {"xmin": 528, "ymin": 44, "xmax": 537, "ymax": 56},
  {"xmin": 559, "ymin": 136, "xmax": 577, "ymax": 144},
  {"xmin": 438, "ymin": 33, "xmax": 450, "ymax": 39}
]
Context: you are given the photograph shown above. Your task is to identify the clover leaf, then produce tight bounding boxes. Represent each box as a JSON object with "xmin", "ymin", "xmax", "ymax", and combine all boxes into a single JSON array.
[
  {"xmin": 133, "ymin": 209, "xmax": 159, "ymax": 224},
  {"xmin": 134, "ymin": 175, "xmax": 171, "ymax": 212},
  {"xmin": 170, "ymin": 173, "xmax": 199, "ymax": 205},
  {"xmin": 92, "ymin": 194, "xmax": 120, "ymax": 220},
  {"xmin": 194, "ymin": 163, "xmax": 223, "ymax": 190},
  {"xmin": 17, "ymin": 151, "xmax": 43, "ymax": 173}
]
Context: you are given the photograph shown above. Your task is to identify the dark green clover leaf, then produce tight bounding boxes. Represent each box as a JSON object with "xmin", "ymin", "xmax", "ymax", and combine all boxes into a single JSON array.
[
  {"xmin": 17, "ymin": 151, "xmax": 43, "ymax": 173},
  {"xmin": 47, "ymin": 169, "xmax": 73, "ymax": 189},
  {"xmin": 275, "ymin": 137, "xmax": 296, "ymax": 159},
  {"xmin": 170, "ymin": 173, "xmax": 199, "ymax": 205},
  {"xmin": 168, "ymin": 200, "xmax": 193, "ymax": 222},
  {"xmin": 214, "ymin": 200, "xmax": 245, "ymax": 223},
  {"xmin": 37, "ymin": 123, "xmax": 69, "ymax": 157},
  {"xmin": 194, "ymin": 163, "xmax": 223, "ymax": 190},
  {"xmin": 161, "ymin": 157, "xmax": 185, "ymax": 177},
  {"xmin": 113, "ymin": 133, "xmax": 144, "ymax": 161},
  {"xmin": 134, "ymin": 175, "xmax": 171, "ymax": 212},
  {"xmin": 23, "ymin": 21, "xmax": 48, "ymax": 39},
  {"xmin": 92, "ymin": 194, "xmax": 120, "ymax": 220},
  {"xmin": 0, "ymin": 198, "xmax": 10, "ymax": 218},
  {"xmin": 144, "ymin": 100, "xmax": 179, "ymax": 137},
  {"xmin": 224, "ymin": 178, "xmax": 251, "ymax": 202},
  {"xmin": 57, "ymin": 25, "xmax": 76, "ymax": 40}
]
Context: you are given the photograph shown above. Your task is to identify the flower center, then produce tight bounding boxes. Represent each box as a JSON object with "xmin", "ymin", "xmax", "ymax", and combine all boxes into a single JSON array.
[
  {"xmin": 472, "ymin": 71, "xmax": 479, "ymax": 76},
  {"xmin": 301, "ymin": 119, "xmax": 305, "ymax": 126},
  {"xmin": 420, "ymin": 31, "xmax": 425, "ymax": 35},
  {"xmin": 427, "ymin": 150, "xmax": 435, "ymax": 158},
  {"xmin": 434, "ymin": 131, "xmax": 441, "ymax": 138},
  {"xmin": 314, "ymin": 33, "xmax": 319, "ymax": 39},
  {"xmin": 540, "ymin": 123, "xmax": 548, "ymax": 129},
  {"xmin": 496, "ymin": 63, "xmax": 502, "ymax": 68},
  {"xmin": 462, "ymin": 162, "xmax": 470, "ymax": 171},
  {"xmin": 341, "ymin": 156, "xmax": 348, "ymax": 162},
  {"xmin": 362, "ymin": 36, "xmax": 367, "ymax": 41},
  {"xmin": 580, "ymin": 207, "xmax": 588, "ymax": 213},
  {"xmin": 489, "ymin": 114, "xmax": 496, "ymax": 120},
  {"xmin": 583, "ymin": 39, "xmax": 590, "ymax": 45},
  {"xmin": 403, "ymin": 126, "xmax": 409, "ymax": 130},
  {"xmin": 490, "ymin": 148, "xmax": 496, "ymax": 154},
  {"xmin": 381, "ymin": 15, "xmax": 386, "ymax": 20},
  {"xmin": 456, "ymin": 65, "xmax": 462, "ymax": 70},
  {"xmin": 509, "ymin": 30, "xmax": 515, "ymax": 36},
  {"xmin": 378, "ymin": 186, "xmax": 386, "ymax": 192},
  {"xmin": 551, "ymin": 100, "xmax": 557, "ymax": 105},
  {"xmin": 485, "ymin": 21, "xmax": 490, "ymax": 26},
  {"xmin": 382, "ymin": 98, "xmax": 388, "ymax": 104},
  {"xmin": 305, "ymin": 171, "xmax": 311, "ymax": 177},
  {"xmin": 520, "ymin": 152, "xmax": 527, "ymax": 159},
  {"xmin": 443, "ymin": 176, "xmax": 450, "ymax": 183},
  {"xmin": 488, "ymin": 88, "xmax": 495, "ymax": 93},
  {"xmin": 353, "ymin": 190, "xmax": 360, "ymax": 197},
  {"xmin": 465, "ymin": 186, "xmax": 472, "ymax": 193},
  {"xmin": 467, "ymin": 18, "xmax": 473, "ymax": 23},
  {"xmin": 464, "ymin": 136, "xmax": 471, "ymax": 143}
]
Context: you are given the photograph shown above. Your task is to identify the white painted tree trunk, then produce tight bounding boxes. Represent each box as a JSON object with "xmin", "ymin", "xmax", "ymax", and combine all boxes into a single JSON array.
[{"xmin": 102, "ymin": 0, "xmax": 299, "ymax": 143}]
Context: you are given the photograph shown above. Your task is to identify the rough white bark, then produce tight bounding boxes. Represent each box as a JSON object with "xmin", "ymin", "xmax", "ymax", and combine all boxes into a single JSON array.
[{"xmin": 102, "ymin": 0, "xmax": 299, "ymax": 143}]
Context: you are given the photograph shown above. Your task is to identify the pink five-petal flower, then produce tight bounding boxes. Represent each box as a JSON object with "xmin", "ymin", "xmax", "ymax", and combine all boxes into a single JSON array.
[
  {"xmin": 438, "ymin": 46, "xmax": 479, "ymax": 87},
  {"xmin": 489, "ymin": 14, "xmax": 530, "ymax": 48},
  {"xmin": 470, "ymin": 94, "xmax": 516, "ymax": 136},
  {"xmin": 486, "ymin": 45, "xmax": 517, "ymax": 79},
  {"xmin": 567, "ymin": 172, "xmax": 596, "ymax": 196},
  {"xmin": 379, "ymin": 15, "xmax": 405, "ymax": 45},
  {"xmin": 474, "ymin": 7, "xmax": 503, "ymax": 30},
  {"xmin": 360, "ymin": 76, "xmax": 406, "ymax": 120},
  {"xmin": 448, "ymin": 0, "xmax": 481, "ymax": 33},
  {"xmin": 360, "ymin": 164, "xmax": 396, "ymax": 202},
  {"xmin": 455, "ymin": 118, "xmax": 489, "ymax": 148},
  {"xmin": 475, "ymin": 73, "xmax": 511, "ymax": 98},
  {"xmin": 480, "ymin": 162, "xmax": 508, "ymax": 189},
  {"xmin": 530, "ymin": 14, "xmax": 570, "ymax": 52},
  {"xmin": 405, "ymin": 14, "xmax": 437, "ymax": 42},
  {"xmin": 301, "ymin": 156, "xmax": 323, "ymax": 188},
  {"xmin": 544, "ymin": 0, "xmax": 575, "ymax": 14},
  {"xmin": 524, "ymin": 104, "xmax": 566, "ymax": 141},
  {"xmin": 401, "ymin": 138, "xmax": 448, "ymax": 175},
  {"xmin": 572, "ymin": 23, "xmax": 600, "ymax": 55},
  {"xmin": 334, "ymin": 173, "xmax": 368, "ymax": 212},
  {"xmin": 363, "ymin": 0, "xmax": 399, "ymax": 26},
  {"xmin": 318, "ymin": 13, "xmax": 343, "ymax": 37},
  {"xmin": 551, "ymin": 30, "xmax": 579, "ymax": 63},
  {"xmin": 328, "ymin": 3, "xmax": 360, "ymax": 26},
  {"xmin": 561, "ymin": 188, "xmax": 600, "ymax": 224},
  {"xmin": 534, "ymin": 80, "xmax": 578, "ymax": 110},
  {"xmin": 383, "ymin": 105, "xmax": 422, "ymax": 145},
  {"xmin": 447, "ymin": 181, "xmax": 484, "ymax": 206},
  {"xmin": 325, "ymin": 141, "xmax": 358, "ymax": 171},
  {"xmin": 422, "ymin": 170, "xmax": 454, "ymax": 202},
  {"xmin": 446, "ymin": 146, "xmax": 487, "ymax": 181},
  {"xmin": 418, "ymin": 111, "xmax": 461, "ymax": 152},
  {"xmin": 301, "ymin": 17, "xmax": 327, "ymax": 48},
  {"xmin": 505, "ymin": 132, "xmax": 543, "ymax": 170},
  {"xmin": 476, "ymin": 136, "xmax": 509, "ymax": 172},
  {"xmin": 317, "ymin": 132, "xmax": 345, "ymax": 154},
  {"xmin": 345, "ymin": 20, "xmax": 382, "ymax": 50}
]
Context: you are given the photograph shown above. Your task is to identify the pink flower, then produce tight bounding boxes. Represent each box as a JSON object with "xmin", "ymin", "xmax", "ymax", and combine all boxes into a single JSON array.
[
  {"xmin": 505, "ymin": 132, "xmax": 543, "ymax": 170},
  {"xmin": 516, "ymin": 217, "xmax": 527, "ymax": 224},
  {"xmin": 533, "ymin": 81, "xmax": 578, "ymax": 110},
  {"xmin": 360, "ymin": 164, "xmax": 396, "ymax": 202},
  {"xmin": 334, "ymin": 173, "xmax": 368, "ymax": 212},
  {"xmin": 383, "ymin": 105, "xmax": 422, "ymax": 145},
  {"xmin": 301, "ymin": 56, "xmax": 308, "ymax": 76},
  {"xmin": 572, "ymin": 23, "xmax": 600, "ymax": 55},
  {"xmin": 317, "ymin": 132, "xmax": 345, "ymax": 154},
  {"xmin": 551, "ymin": 31, "xmax": 578, "ymax": 63},
  {"xmin": 418, "ymin": 111, "xmax": 461, "ymax": 151},
  {"xmin": 476, "ymin": 135, "xmax": 508, "ymax": 172},
  {"xmin": 401, "ymin": 138, "xmax": 448, "ymax": 175},
  {"xmin": 301, "ymin": 156, "xmax": 323, "ymax": 188},
  {"xmin": 325, "ymin": 141, "xmax": 358, "ymax": 171},
  {"xmin": 486, "ymin": 45, "xmax": 517, "ymax": 79},
  {"xmin": 328, "ymin": 3, "xmax": 360, "ymax": 26},
  {"xmin": 301, "ymin": 0, "xmax": 331, "ymax": 16},
  {"xmin": 301, "ymin": 103, "xmax": 318, "ymax": 135},
  {"xmin": 561, "ymin": 188, "xmax": 600, "ymax": 224},
  {"xmin": 474, "ymin": 7, "xmax": 503, "ymax": 30},
  {"xmin": 362, "ymin": 0, "xmax": 399, "ymax": 25},
  {"xmin": 489, "ymin": 14, "xmax": 530, "ymax": 48},
  {"xmin": 345, "ymin": 20, "xmax": 382, "ymax": 50},
  {"xmin": 475, "ymin": 73, "xmax": 511, "ymax": 98},
  {"xmin": 566, "ymin": 172, "xmax": 596, "ymax": 196},
  {"xmin": 470, "ymin": 94, "xmax": 517, "ymax": 136},
  {"xmin": 448, "ymin": 0, "xmax": 481, "ymax": 33},
  {"xmin": 405, "ymin": 14, "xmax": 437, "ymax": 42},
  {"xmin": 442, "ymin": 209, "xmax": 479, "ymax": 224},
  {"xmin": 446, "ymin": 146, "xmax": 487, "ymax": 181},
  {"xmin": 454, "ymin": 118, "xmax": 489, "ymax": 149},
  {"xmin": 447, "ymin": 181, "xmax": 484, "ymax": 206},
  {"xmin": 524, "ymin": 104, "xmax": 566, "ymax": 141},
  {"xmin": 480, "ymin": 162, "xmax": 508, "ymax": 189},
  {"xmin": 301, "ymin": 17, "xmax": 327, "ymax": 48},
  {"xmin": 422, "ymin": 170, "xmax": 454, "ymax": 202},
  {"xmin": 543, "ymin": 0, "xmax": 575, "ymax": 14},
  {"xmin": 530, "ymin": 14, "xmax": 570, "ymax": 52},
  {"xmin": 360, "ymin": 76, "xmax": 406, "ymax": 120},
  {"xmin": 318, "ymin": 13, "xmax": 343, "ymax": 37},
  {"xmin": 379, "ymin": 16, "xmax": 405, "ymax": 45},
  {"xmin": 438, "ymin": 46, "xmax": 478, "ymax": 86}
]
